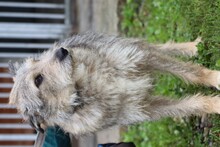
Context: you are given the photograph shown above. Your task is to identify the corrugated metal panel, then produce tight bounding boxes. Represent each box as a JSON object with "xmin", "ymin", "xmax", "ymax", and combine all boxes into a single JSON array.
[
  {"xmin": 0, "ymin": 33, "xmax": 61, "ymax": 39},
  {"xmin": 0, "ymin": 104, "xmax": 16, "ymax": 108},
  {"xmin": 0, "ymin": 0, "xmax": 71, "ymax": 146},
  {"xmin": 0, "ymin": 83, "xmax": 13, "ymax": 88},
  {"xmin": 0, "ymin": 145, "xmax": 34, "ymax": 147},
  {"xmin": 0, "ymin": 2, "xmax": 64, "ymax": 9},
  {"xmin": 0, "ymin": 12, "xmax": 65, "ymax": 19},
  {"xmin": 0, "ymin": 93, "xmax": 10, "ymax": 98},
  {"xmin": 0, "ymin": 134, "xmax": 36, "ymax": 141},
  {"xmin": 0, "ymin": 114, "xmax": 22, "ymax": 119},
  {"xmin": 0, "ymin": 23, "xmax": 66, "ymax": 33},
  {"xmin": 0, "ymin": 124, "xmax": 32, "ymax": 129},
  {"xmin": 0, "ymin": 73, "xmax": 11, "ymax": 78},
  {"xmin": 0, "ymin": 63, "xmax": 8, "ymax": 68},
  {"xmin": 0, "ymin": 53, "xmax": 36, "ymax": 58},
  {"xmin": 0, "ymin": 43, "xmax": 51, "ymax": 49}
]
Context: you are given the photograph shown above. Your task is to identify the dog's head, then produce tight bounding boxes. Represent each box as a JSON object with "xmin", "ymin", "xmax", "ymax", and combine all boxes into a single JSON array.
[{"xmin": 9, "ymin": 47, "xmax": 75, "ymax": 133}]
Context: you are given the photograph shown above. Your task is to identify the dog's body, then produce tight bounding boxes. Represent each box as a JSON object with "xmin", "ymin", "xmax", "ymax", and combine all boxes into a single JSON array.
[{"xmin": 9, "ymin": 33, "xmax": 220, "ymax": 135}]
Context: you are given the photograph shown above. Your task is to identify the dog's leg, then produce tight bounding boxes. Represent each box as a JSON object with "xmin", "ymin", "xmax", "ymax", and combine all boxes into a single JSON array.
[
  {"xmin": 120, "ymin": 94, "xmax": 220, "ymax": 125},
  {"xmin": 152, "ymin": 38, "xmax": 201, "ymax": 57},
  {"xmin": 144, "ymin": 94, "xmax": 220, "ymax": 120},
  {"xmin": 147, "ymin": 51, "xmax": 220, "ymax": 89}
]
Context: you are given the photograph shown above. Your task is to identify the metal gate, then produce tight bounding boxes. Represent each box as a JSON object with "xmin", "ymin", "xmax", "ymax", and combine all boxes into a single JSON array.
[{"xmin": 0, "ymin": 0, "xmax": 71, "ymax": 146}]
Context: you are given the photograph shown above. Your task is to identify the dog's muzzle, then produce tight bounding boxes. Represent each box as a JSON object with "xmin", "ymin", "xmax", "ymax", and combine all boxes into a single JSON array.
[{"xmin": 28, "ymin": 114, "xmax": 45, "ymax": 133}]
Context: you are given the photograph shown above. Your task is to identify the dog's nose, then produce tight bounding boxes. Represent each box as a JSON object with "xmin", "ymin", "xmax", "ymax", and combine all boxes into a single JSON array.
[{"xmin": 28, "ymin": 113, "xmax": 45, "ymax": 133}]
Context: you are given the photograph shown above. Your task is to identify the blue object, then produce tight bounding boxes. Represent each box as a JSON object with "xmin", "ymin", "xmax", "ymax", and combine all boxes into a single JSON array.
[
  {"xmin": 43, "ymin": 126, "xmax": 71, "ymax": 147},
  {"xmin": 98, "ymin": 143, "xmax": 115, "ymax": 147}
]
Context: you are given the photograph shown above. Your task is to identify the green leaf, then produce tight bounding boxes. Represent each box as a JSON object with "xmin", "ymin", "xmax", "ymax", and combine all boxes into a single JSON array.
[{"xmin": 215, "ymin": 59, "xmax": 220, "ymax": 67}]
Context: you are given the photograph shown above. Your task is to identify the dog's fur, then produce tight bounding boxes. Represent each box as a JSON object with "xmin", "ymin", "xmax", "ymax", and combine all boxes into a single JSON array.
[{"xmin": 9, "ymin": 33, "xmax": 220, "ymax": 135}]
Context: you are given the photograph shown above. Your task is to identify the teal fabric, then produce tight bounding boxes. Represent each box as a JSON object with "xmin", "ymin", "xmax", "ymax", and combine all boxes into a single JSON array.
[{"xmin": 43, "ymin": 126, "xmax": 71, "ymax": 147}]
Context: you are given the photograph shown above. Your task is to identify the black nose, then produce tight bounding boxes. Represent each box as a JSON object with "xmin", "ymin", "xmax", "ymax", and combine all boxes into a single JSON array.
[
  {"xmin": 55, "ymin": 47, "xmax": 69, "ymax": 61},
  {"xmin": 28, "ymin": 115, "xmax": 45, "ymax": 133}
]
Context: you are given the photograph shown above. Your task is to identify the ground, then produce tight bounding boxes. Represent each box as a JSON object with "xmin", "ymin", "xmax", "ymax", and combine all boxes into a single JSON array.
[{"xmin": 120, "ymin": 0, "xmax": 220, "ymax": 146}]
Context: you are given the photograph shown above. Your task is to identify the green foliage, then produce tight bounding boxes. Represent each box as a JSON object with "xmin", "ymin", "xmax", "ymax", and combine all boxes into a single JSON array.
[
  {"xmin": 121, "ymin": 0, "xmax": 191, "ymax": 42},
  {"xmin": 120, "ymin": 0, "xmax": 220, "ymax": 146},
  {"xmin": 123, "ymin": 118, "xmax": 203, "ymax": 147}
]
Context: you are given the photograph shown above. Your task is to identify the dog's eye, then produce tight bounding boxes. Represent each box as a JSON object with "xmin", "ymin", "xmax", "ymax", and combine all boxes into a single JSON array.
[{"xmin": 34, "ymin": 74, "xmax": 43, "ymax": 88}]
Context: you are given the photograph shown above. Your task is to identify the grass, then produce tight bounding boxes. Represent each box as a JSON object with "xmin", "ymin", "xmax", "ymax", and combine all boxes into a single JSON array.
[{"xmin": 120, "ymin": 0, "xmax": 220, "ymax": 146}]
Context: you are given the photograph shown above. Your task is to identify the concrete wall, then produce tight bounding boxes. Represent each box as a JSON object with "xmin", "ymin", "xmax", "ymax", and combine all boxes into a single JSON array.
[{"xmin": 75, "ymin": 0, "xmax": 121, "ymax": 146}]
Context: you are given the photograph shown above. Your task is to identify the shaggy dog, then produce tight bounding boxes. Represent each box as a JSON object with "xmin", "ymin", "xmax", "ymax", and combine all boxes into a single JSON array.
[{"xmin": 9, "ymin": 33, "xmax": 220, "ymax": 135}]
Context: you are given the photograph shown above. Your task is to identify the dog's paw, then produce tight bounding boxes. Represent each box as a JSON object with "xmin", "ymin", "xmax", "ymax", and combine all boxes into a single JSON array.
[
  {"xmin": 189, "ymin": 37, "xmax": 202, "ymax": 56},
  {"xmin": 194, "ymin": 37, "xmax": 202, "ymax": 44},
  {"xmin": 216, "ymin": 74, "xmax": 220, "ymax": 90},
  {"xmin": 211, "ymin": 96, "xmax": 220, "ymax": 114},
  {"xmin": 211, "ymin": 71, "xmax": 220, "ymax": 90},
  {"xmin": 204, "ymin": 70, "xmax": 220, "ymax": 90}
]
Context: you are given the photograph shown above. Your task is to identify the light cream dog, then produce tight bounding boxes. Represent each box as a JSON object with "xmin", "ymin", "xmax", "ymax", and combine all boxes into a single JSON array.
[{"xmin": 9, "ymin": 33, "xmax": 220, "ymax": 135}]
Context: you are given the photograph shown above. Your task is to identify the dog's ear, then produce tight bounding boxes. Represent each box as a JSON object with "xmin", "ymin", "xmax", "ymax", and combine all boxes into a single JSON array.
[
  {"xmin": 55, "ymin": 47, "xmax": 69, "ymax": 61},
  {"xmin": 8, "ymin": 61, "xmax": 21, "ymax": 80}
]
